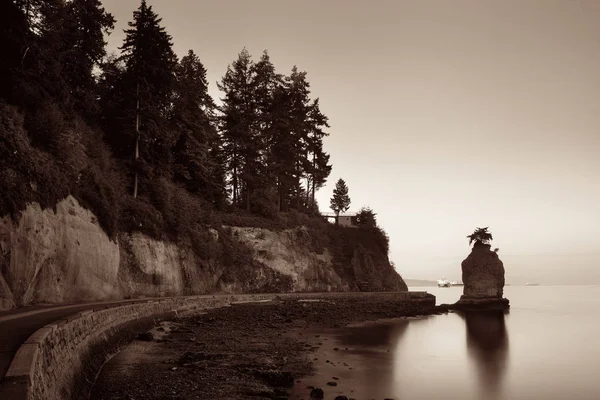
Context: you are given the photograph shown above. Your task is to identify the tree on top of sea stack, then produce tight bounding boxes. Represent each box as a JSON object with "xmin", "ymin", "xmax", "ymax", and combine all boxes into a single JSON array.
[
  {"xmin": 467, "ymin": 227, "xmax": 493, "ymax": 247},
  {"xmin": 330, "ymin": 178, "xmax": 351, "ymax": 217}
]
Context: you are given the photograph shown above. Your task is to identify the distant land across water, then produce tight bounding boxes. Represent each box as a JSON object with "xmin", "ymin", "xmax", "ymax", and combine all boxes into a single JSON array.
[
  {"xmin": 405, "ymin": 278, "xmax": 600, "ymax": 287},
  {"xmin": 404, "ymin": 279, "xmax": 439, "ymax": 287},
  {"xmin": 398, "ymin": 252, "xmax": 600, "ymax": 286}
]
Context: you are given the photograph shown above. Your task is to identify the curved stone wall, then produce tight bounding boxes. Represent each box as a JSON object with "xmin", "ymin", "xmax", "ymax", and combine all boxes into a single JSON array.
[{"xmin": 0, "ymin": 291, "xmax": 433, "ymax": 400}]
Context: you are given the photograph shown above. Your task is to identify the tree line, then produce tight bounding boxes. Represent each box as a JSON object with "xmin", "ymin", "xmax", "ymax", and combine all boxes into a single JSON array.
[{"xmin": 0, "ymin": 0, "xmax": 332, "ymax": 221}]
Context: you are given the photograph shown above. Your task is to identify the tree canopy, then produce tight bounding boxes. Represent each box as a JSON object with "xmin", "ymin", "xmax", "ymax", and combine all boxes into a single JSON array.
[
  {"xmin": 356, "ymin": 206, "xmax": 377, "ymax": 228},
  {"xmin": 0, "ymin": 0, "xmax": 335, "ymax": 234},
  {"xmin": 330, "ymin": 178, "xmax": 351, "ymax": 216},
  {"xmin": 467, "ymin": 227, "xmax": 493, "ymax": 247}
]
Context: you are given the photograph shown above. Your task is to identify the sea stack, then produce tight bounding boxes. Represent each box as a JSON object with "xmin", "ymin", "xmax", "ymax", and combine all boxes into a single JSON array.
[{"xmin": 453, "ymin": 227, "xmax": 509, "ymax": 311}]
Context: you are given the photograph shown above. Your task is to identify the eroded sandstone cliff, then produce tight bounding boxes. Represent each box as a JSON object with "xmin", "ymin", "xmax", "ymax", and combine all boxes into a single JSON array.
[{"xmin": 0, "ymin": 196, "xmax": 406, "ymax": 310}]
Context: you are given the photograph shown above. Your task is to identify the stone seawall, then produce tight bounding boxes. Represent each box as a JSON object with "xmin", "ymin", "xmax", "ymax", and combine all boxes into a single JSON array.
[{"xmin": 0, "ymin": 291, "xmax": 434, "ymax": 400}]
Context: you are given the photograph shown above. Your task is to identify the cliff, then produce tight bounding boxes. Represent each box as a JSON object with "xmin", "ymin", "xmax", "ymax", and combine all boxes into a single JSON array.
[{"xmin": 0, "ymin": 196, "xmax": 406, "ymax": 310}]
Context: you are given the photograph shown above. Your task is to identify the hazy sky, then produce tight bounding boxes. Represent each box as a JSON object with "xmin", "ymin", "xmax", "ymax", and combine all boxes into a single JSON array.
[{"xmin": 102, "ymin": 0, "xmax": 600, "ymax": 284}]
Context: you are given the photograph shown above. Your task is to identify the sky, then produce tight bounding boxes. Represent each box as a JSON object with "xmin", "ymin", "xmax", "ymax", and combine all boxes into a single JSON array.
[{"xmin": 101, "ymin": 0, "xmax": 600, "ymax": 284}]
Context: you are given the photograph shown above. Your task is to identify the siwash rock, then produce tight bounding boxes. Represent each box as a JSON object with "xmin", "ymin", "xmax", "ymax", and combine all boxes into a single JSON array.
[{"xmin": 453, "ymin": 242, "xmax": 509, "ymax": 310}]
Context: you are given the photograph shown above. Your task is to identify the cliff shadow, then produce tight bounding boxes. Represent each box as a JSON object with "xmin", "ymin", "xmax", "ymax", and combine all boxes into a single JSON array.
[{"xmin": 459, "ymin": 310, "xmax": 510, "ymax": 398}]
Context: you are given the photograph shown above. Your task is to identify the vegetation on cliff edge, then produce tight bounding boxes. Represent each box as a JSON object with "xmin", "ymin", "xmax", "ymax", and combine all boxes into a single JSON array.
[{"xmin": 0, "ymin": 0, "xmax": 398, "ymax": 288}]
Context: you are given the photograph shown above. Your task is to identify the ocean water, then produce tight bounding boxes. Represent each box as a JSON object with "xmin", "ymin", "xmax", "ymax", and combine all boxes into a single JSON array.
[{"xmin": 292, "ymin": 285, "xmax": 600, "ymax": 400}]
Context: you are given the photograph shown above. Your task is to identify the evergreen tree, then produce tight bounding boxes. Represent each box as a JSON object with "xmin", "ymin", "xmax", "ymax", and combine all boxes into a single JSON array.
[
  {"xmin": 250, "ymin": 51, "xmax": 282, "ymax": 173},
  {"xmin": 0, "ymin": 0, "xmax": 29, "ymax": 104},
  {"xmin": 1, "ymin": 1, "xmax": 65, "ymax": 111},
  {"xmin": 303, "ymin": 98, "xmax": 332, "ymax": 207},
  {"xmin": 217, "ymin": 48, "xmax": 258, "ymax": 209},
  {"xmin": 207, "ymin": 138, "xmax": 228, "ymax": 208},
  {"xmin": 286, "ymin": 67, "xmax": 312, "ymax": 210},
  {"xmin": 171, "ymin": 50, "xmax": 219, "ymax": 197},
  {"xmin": 264, "ymin": 66, "xmax": 312, "ymax": 211},
  {"xmin": 250, "ymin": 51, "xmax": 284, "ymax": 210},
  {"xmin": 266, "ymin": 79, "xmax": 296, "ymax": 211},
  {"xmin": 330, "ymin": 178, "xmax": 351, "ymax": 217},
  {"xmin": 106, "ymin": 0, "xmax": 178, "ymax": 197},
  {"xmin": 257, "ymin": 65, "xmax": 332, "ymax": 212},
  {"xmin": 60, "ymin": 0, "xmax": 115, "ymax": 119}
]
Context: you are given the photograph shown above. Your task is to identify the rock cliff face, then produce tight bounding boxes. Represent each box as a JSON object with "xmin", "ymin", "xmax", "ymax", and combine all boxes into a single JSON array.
[
  {"xmin": 0, "ymin": 196, "xmax": 121, "ymax": 306},
  {"xmin": 461, "ymin": 243, "xmax": 505, "ymax": 298},
  {"xmin": 0, "ymin": 196, "xmax": 407, "ymax": 310},
  {"xmin": 452, "ymin": 243, "xmax": 509, "ymax": 310}
]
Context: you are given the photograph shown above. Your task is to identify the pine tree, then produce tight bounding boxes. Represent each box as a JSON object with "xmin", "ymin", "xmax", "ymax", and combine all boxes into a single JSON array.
[
  {"xmin": 60, "ymin": 0, "xmax": 115, "ymax": 119},
  {"xmin": 250, "ymin": 50, "xmax": 284, "ymax": 209},
  {"xmin": 207, "ymin": 139, "xmax": 228, "ymax": 208},
  {"xmin": 330, "ymin": 178, "xmax": 351, "ymax": 217},
  {"xmin": 0, "ymin": 0, "xmax": 29, "ymax": 104},
  {"xmin": 217, "ymin": 48, "xmax": 258, "ymax": 209},
  {"xmin": 303, "ymin": 98, "xmax": 332, "ymax": 207},
  {"xmin": 264, "ymin": 67, "xmax": 311, "ymax": 211},
  {"xmin": 288, "ymin": 67, "xmax": 310, "ymax": 209},
  {"xmin": 108, "ymin": 0, "xmax": 178, "ymax": 197},
  {"xmin": 1, "ymin": 1, "xmax": 66, "ymax": 111},
  {"xmin": 171, "ymin": 50, "xmax": 218, "ymax": 196},
  {"xmin": 267, "ymin": 80, "xmax": 296, "ymax": 211}
]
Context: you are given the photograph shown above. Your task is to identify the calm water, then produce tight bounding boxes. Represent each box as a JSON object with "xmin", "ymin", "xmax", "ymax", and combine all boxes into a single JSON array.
[{"xmin": 292, "ymin": 285, "xmax": 600, "ymax": 400}]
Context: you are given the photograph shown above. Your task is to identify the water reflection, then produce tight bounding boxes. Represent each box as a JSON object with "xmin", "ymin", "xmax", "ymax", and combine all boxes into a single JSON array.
[
  {"xmin": 461, "ymin": 311, "xmax": 510, "ymax": 399},
  {"xmin": 334, "ymin": 321, "xmax": 410, "ymax": 396},
  {"xmin": 337, "ymin": 320, "xmax": 409, "ymax": 347}
]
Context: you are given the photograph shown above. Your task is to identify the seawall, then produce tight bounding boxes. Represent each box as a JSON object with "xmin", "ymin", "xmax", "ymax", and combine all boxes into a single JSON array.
[{"xmin": 0, "ymin": 291, "xmax": 434, "ymax": 400}]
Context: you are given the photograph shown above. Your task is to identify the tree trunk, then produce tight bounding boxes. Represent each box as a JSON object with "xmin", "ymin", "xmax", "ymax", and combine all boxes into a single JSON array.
[
  {"xmin": 232, "ymin": 143, "xmax": 238, "ymax": 206},
  {"xmin": 305, "ymin": 182, "xmax": 310, "ymax": 207},
  {"xmin": 311, "ymin": 153, "xmax": 316, "ymax": 203},
  {"xmin": 232, "ymin": 164, "xmax": 238, "ymax": 207},
  {"xmin": 133, "ymin": 82, "xmax": 140, "ymax": 198},
  {"xmin": 276, "ymin": 175, "xmax": 281, "ymax": 212},
  {"xmin": 295, "ymin": 160, "xmax": 301, "ymax": 209},
  {"xmin": 246, "ymin": 181, "xmax": 250, "ymax": 211}
]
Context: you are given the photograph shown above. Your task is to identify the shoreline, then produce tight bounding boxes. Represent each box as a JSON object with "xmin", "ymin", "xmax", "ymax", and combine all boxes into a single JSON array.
[{"xmin": 91, "ymin": 296, "xmax": 440, "ymax": 400}]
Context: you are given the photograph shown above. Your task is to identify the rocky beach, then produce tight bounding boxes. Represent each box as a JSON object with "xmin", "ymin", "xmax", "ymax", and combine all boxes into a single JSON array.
[{"xmin": 91, "ymin": 296, "xmax": 438, "ymax": 400}]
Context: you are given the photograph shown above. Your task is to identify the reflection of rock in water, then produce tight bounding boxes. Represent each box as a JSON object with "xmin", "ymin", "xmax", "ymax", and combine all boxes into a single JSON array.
[{"xmin": 463, "ymin": 311, "xmax": 509, "ymax": 399}]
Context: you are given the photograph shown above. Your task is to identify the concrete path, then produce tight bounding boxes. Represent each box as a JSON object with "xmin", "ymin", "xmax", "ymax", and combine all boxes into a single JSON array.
[{"xmin": 0, "ymin": 298, "xmax": 164, "ymax": 381}]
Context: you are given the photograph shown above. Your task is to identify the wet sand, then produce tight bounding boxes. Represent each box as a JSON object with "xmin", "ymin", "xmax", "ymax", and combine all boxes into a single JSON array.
[{"xmin": 91, "ymin": 297, "xmax": 437, "ymax": 400}]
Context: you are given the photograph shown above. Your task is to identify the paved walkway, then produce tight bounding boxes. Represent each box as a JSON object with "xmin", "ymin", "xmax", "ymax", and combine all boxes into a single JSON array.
[{"xmin": 0, "ymin": 298, "xmax": 162, "ymax": 381}]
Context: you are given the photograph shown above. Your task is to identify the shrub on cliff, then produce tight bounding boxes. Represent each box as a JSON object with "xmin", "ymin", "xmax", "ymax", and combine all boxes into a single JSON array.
[
  {"xmin": 0, "ymin": 102, "xmax": 69, "ymax": 217},
  {"xmin": 355, "ymin": 206, "xmax": 377, "ymax": 228},
  {"xmin": 326, "ymin": 224, "xmax": 401, "ymax": 291}
]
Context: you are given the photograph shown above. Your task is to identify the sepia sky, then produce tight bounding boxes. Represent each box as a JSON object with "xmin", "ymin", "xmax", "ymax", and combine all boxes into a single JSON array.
[{"xmin": 101, "ymin": 0, "xmax": 600, "ymax": 284}]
